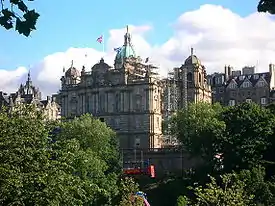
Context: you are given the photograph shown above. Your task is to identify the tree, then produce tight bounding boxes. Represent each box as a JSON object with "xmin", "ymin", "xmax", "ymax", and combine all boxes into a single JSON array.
[
  {"xmin": 258, "ymin": 0, "xmax": 275, "ymax": 14},
  {"xmin": 0, "ymin": 105, "xmax": 92, "ymax": 205},
  {"xmin": 115, "ymin": 177, "xmax": 144, "ymax": 206},
  {"xmin": 176, "ymin": 195, "xmax": 189, "ymax": 206},
  {"xmin": 0, "ymin": 105, "xmax": 123, "ymax": 205},
  {"xmin": 239, "ymin": 166, "xmax": 275, "ymax": 205},
  {"xmin": 220, "ymin": 103, "xmax": 275, "ymax": 173},
  {"xmin": 0, "ymin": 0, "xmax": 39, "ymax": 36},
  {"xmin": 190, "ymin": 172, "xmax": 255, "ymax": 206},
  {"xmin": 54, "ymin": 114, "xmax": 122, "ymax": 205},
  {"xmin": 171, "ymin": 102, "xmax": 225, "ymax": 162}
]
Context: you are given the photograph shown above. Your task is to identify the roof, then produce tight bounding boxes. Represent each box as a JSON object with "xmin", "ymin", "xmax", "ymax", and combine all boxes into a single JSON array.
[
  {"xmin": 225, "ymin": 72, "xmax": 270, "ymax": 88},
  {"xmin": 184, "ymin": 48, "xmax": 201, "ymax": 65},
  {"xmin": 115, "ymin": 26, "xmax": 136, "ymax": 63}
]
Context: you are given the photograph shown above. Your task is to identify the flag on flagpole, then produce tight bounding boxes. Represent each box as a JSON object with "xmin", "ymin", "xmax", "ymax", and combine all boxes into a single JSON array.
[
  {"xmin": 114, "ymin": 47, "xmax": 122, "ymax": 53},
  {"xmin": 145, "ymin": 57, "xmax": 149, "ymax": 63},
  {"xmin": 96, "ymin": 35, "xmax": 103, "ymax": 43}
]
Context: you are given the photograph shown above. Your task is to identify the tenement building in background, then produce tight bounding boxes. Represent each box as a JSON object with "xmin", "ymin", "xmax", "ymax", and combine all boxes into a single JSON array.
[
  {"xmin": 56, "ymin": 26, "xmax": 163, "ymax": 149},
  {"xmin": 0, "ymin": 72, "xmax": 61, "ymax": 120},
  {"xmin": 207, "ymin": 64, "xmax": 275, "ymax": 106}
]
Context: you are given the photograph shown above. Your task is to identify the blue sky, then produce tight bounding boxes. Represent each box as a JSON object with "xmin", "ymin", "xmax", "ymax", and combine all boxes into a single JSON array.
[{"xmin": 0, "ymin": 0, "xmax": 259, "ymax": 70}]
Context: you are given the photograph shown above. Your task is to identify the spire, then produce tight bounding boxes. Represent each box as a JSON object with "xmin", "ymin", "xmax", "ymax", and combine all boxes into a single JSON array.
[
  {"xmin": 191, "ymin": 47, "xmax": 194, "ymax": 55},
  {"xmin": 124, "ymin": 25, "xmax": 131, "ymax": 46},
  {"xmin": 71, "ymin": 60, "xmax": 74, "ymax": 67},
  {"xmin": 27, "ymin": 70, "xmax": 31, "ymax": 82}
]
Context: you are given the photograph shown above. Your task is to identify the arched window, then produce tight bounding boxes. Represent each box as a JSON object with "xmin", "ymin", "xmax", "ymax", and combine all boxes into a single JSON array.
[
  {"xmin": 199, "ymin": 73, "xmax": 202, "ymax": 83},
  {"xmin": 187, "ymin": 72, "xmax": 193, "ymax": 82}
]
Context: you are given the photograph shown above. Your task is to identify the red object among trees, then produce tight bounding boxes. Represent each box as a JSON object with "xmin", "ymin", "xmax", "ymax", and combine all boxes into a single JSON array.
[{"xmin": 123, "ymin": 165, "xmax": 155, "ymax": 178}]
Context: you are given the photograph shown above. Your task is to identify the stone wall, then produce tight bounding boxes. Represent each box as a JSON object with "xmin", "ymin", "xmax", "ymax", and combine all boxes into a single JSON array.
[{"xmin": 122, "ymin": 148, "xmax": 202, "ymax": 176}]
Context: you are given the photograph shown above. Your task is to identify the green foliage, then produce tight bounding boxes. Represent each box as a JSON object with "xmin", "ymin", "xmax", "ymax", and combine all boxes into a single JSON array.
[
  {"xmin": 0, "ymin": 0, "xmax": 39, "ymax": 36},
  {"xmin": 54, "ymin": 114, "xmax": 121, "ymax": 205},
  {"xmin": 115, "ymin": 177, "xmax": 144, "ymax": 206},
  {"xmin": 0, "ymin": 105, "xmax": 122, "ymax": 205},
  {"xmin": 258, "ymin": 0, "xmax": 275, "ymax": 14},
  {"xmin": 190, "ymin": 172, "xmax": 255, "ymax": 206},
  {"xmin": 176, "ymin": 195, "xmax": 189, "ymax": 206},
  {"xmin": 220, "ymin": 103, "xmax": 275, "ymax": 172},
  {"xmin": 171, "ymin": 102, "xmax": 225, "ymax": 161},
  {"xmin": 238, "ymin": 166, "xmax": 275, "ymax": 205}
]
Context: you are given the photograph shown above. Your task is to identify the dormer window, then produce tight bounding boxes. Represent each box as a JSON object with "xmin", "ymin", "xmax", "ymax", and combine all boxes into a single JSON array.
[
  {"xmin": 228, "ymin": 82, "xmax": 237, "ymax": 89},
  {"xmin": 239, "ymin": 76, "xmax": 245, "ymax": 81},
  {"xmin": 242, "ymin": 81, "xmax": 251, "ymax": 88}
]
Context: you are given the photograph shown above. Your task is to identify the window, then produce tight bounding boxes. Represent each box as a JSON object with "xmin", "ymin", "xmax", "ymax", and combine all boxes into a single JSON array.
[
  {"xmin": 257, "ymin": 81, "xmax": 265, "ymax": 87},
  {"xmin": 254, "ymin": 74, "xmax": 259, "ymax": 80},
  {"xmin": 239, "ymin": 75, "xmax": 245, "ymax": 81},
  {"xmin": 228, "ymin": 82, "xmax": 237, "ymax": 89},
  {"xmin": 246, "ymin": 98, "xmax": 252, "ymax": 103},
  {"xmin": 229, "ymin": 99, "xmax": 235, "ymax": 106},
  {"xmin": 242, "ymin": 81, "xmax": 251, "ymax": 88},
  {"xmin": 187, "ymin": 72, "xmax": 193, "ymax": 82},
  {"xmin": 261, "ymin": 97, "xmax": 267, "ymax": 105},
  {"xmin": 156, "ymin": 117, "xmax": 160, "ymax": 128},
  {"xmin": 135, "ymin": 137, "xmax": 141, "ymax": 148}
]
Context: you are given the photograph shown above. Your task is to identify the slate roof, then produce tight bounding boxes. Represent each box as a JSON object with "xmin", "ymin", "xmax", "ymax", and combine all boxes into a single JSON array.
[{"xmin": 225, "ymin": 72, "xmax": 270, "ymax": 88}]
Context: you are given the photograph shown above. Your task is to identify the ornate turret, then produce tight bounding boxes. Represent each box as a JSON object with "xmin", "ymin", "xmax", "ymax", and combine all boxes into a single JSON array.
[
  {"xmin": 63, "ymin": 60, "xmax": 81, "ymax": 85},
  {"xmin": 17, "ymin": 71, "xmax": 41, "ymax": 100},
  {"xmin": 184, "ymin": 48, "xmax": 201, "ymax": 66}
]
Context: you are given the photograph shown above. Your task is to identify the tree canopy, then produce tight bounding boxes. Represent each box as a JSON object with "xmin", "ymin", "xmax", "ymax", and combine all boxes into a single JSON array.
[
  {"xmin": 0, "ymin": 105, "xmax": 136, "ymax": 205},
  {"xmin": 171, "ymin": 102, "xmax": 275, "ymax": 174},
  {"xmin": 0, "ymin": 0, "xmax": 39, "ymax": 36},
  {"xmin": 258, "ymin": 0, "xmax": 275, "ymax": 14},
  {"xmin": 171, "ymin": 102, "xmax": 275, "ymax": 205}
]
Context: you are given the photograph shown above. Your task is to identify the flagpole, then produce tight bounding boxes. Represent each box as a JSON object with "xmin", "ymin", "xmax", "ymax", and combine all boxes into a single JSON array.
[{"xmin": 102, "ymin": 33, "xmax": 105, "ymax": 54}]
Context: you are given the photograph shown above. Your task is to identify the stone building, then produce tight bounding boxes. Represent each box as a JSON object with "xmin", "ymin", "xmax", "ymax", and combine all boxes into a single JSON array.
[
  {"xmin": 0, "ymin": 72, "xmax": 60, "ymax": 120},
  {"xmin": 162, "ymin": 48, "xmax": 212, "ymax": 116},
  {"xmin": 56, "ymin": 26, "xmax": 163, "ymax": 149},
  {"xmin": 208, "ymin": 64, "xmax": 275, "ymax": 106},
  {"xmin": 162, "ymin": 48, "xmax": 212, "ymax": 145}
]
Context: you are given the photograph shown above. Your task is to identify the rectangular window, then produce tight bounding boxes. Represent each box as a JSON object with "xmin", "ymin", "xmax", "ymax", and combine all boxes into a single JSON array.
[
  {"xmin": 246, "ymin": 98, "xmax": 252, "ymax": 103},
  {"xmin": 261, "ymin": 97, "xmax": 267, "ymax": 105},
  {"xmin": 229, "ymin": 99, "xmax": 235, "ymax": 106},
  {"xmin": 135, "ymin": 137, "xmax": 141, "ymax": 148}
]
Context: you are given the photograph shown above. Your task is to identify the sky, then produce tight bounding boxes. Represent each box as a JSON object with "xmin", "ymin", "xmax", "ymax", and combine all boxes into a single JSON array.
[{"xmin": 0, "ymin": 0, "xmax": 274, "ymax": 97}]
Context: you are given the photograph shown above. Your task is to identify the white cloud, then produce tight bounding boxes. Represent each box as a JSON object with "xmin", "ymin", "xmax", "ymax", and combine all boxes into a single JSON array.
[{"xmin": 1, "ymin": 4, "xmax": 275, "ymax": 97}]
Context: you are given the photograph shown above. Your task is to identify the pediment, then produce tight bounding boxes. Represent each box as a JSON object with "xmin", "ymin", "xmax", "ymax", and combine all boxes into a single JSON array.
[
  {"xmin": 240, "ymin": 78, "xmax": 252, "ymax": 88},
  {"xmin": 227, "ymin": 79, "xmax": 238, "ymax": 89},
  {"xmin": 255, "ymin": 76, "xmax": 267, "ymax": 87}
]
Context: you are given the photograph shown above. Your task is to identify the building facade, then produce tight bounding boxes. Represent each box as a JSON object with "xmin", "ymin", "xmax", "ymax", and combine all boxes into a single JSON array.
[
  {"xmin": 56, "ymin": 26, "xmax": 163, "ymax": 149},
  {"xmin": 208, "ymin": 64, "xmax": 275, "ymax": 106},
  {"xmin": 0, "ymin": 72, "xmax": 60, "ymax": 120},
  {"xmin": 162, "ymin": 48, "xmax": 212, "ymax": 117},
  {"xmin": 162, "ymin": 48, "xmax": 212, "ymax": 145}
]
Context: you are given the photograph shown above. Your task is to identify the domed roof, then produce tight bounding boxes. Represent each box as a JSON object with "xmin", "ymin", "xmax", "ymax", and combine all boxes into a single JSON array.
[
  {"xmin": 115, "ymin": 26, "xmax": 136, "ymax": 63},
  {"xmin": 184, "ymin": 48, "xmax": 201, "ymax": 65},
  {"xmin": 65, "ymin": 61, "xmax": 80, "ymax": 77},
  {"xmin": 92, "ymin": 58, "xmax": 111, "ymax": 70}
]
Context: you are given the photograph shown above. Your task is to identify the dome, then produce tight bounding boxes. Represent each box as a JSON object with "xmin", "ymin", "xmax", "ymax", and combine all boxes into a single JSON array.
[
  {"xmin": 115, "ymin": 26, "xmax": 136, "ymax": 63},
  {"xmin": 184, "ymin": 48, "xmax": 201, "ymax": 65},
  {"xmin": 65, "ymin": 61, "xmax": 80, "ymax": 77},
  {"xmin": 115, "ymin": 45, "xmax": 136, "ymax": 61},
  {"xmin": 184, "ymin": 55, "xmax": 201, "ymax": 65}
]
